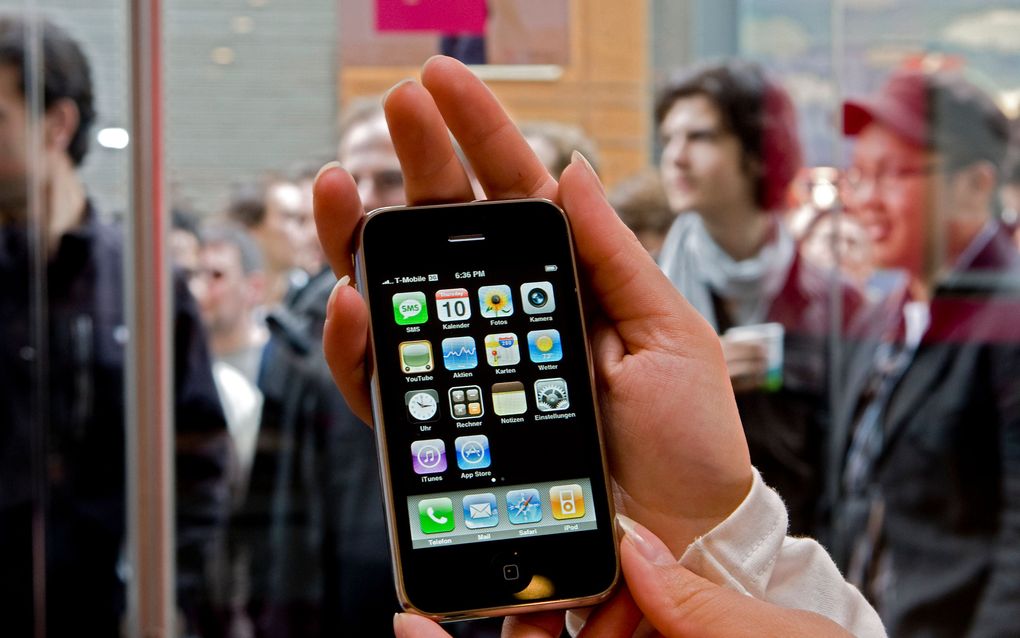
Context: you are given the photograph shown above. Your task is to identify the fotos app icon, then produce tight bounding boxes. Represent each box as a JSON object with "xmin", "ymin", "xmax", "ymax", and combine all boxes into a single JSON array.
[{"xmin": 478, "ymin": 285, "xmax": 514, "ymax": 318}]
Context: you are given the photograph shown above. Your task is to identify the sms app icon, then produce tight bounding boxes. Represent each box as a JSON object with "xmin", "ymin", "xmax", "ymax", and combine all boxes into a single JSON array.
[{"xmin": 392, "ymin": 291, "xmax": 428, "ymax": 325}]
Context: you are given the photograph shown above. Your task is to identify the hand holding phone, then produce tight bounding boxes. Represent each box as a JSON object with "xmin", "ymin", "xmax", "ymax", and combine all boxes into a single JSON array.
[{"xmin": 315, "ymin": 56, "xmax": 754, "ymax": 624}]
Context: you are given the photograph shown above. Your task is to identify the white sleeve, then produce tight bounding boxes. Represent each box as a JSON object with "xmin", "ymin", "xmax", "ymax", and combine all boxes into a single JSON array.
[{"xmin": 679, "ymin": 468, "xmax": 887, "ymax": 638}]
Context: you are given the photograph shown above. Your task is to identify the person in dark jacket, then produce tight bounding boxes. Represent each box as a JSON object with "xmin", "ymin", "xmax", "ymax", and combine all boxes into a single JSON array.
[
  {"xmin": 829, "ymin": 70, "xmax": 1020, "ymax": 637},
  {"xmin": 0, "ymin": 14, "xmax": 230, "ymax": 636},
  {"xmin": 655, "ymin": 61, "xmax": 863, "ymax": 536}
]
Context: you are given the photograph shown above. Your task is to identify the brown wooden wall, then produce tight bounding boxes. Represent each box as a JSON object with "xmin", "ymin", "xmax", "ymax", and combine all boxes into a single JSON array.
[{"xmin": 338, "ymin": 0, "xmax": 651, "ymax": 190}]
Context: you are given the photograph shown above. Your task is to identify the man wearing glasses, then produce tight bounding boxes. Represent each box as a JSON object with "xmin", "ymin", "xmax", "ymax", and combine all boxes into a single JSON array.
[{"xmin": 829, "ymin": 71, "xmax": 1020, "ymax": 636}]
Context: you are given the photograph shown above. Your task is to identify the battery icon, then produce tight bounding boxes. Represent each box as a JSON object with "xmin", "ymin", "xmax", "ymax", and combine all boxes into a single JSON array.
[{"xmin": 544, "ymin": 265, "xmax": 558, "ymax": 272}]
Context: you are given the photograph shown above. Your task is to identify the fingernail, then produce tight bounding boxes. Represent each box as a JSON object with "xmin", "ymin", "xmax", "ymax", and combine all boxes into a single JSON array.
[
  {"xmin": 315, "ymin": 160, "xmax": 341, "ymax": 183},
  {"xmin": 327, "ymin": 275, "xmax": 351, "ymax": 314},
  {"xmin": 382, "ymin": 78, "xmax": 416, "ymax": 105},
  {"xmin": 571, "ymin": 150, "xmax": 605, "ymax": 194},
  {"xmin": 617, "ymin": 514, "xmax": 675, "ymax": 566}
]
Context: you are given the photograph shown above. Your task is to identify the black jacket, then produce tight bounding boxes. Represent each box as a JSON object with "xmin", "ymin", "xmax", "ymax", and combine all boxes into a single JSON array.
[
  {"xmin": 0, "ymin": 205, "xmax": 230, "ymax": 636},
  {"xmin": 827, "ymin": 224, "xmax": 1020, "ymax": 637}
]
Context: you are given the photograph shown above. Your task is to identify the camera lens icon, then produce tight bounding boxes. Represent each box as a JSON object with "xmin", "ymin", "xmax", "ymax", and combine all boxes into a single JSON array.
[{"xmin": 520, "ymin": 282, "xmax": 555, "ymax": 315}]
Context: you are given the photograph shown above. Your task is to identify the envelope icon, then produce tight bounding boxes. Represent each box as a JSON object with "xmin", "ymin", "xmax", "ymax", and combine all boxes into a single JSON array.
[{"xmin": 469, "ymin": 502, "xmax": 492, "ymax": 519}]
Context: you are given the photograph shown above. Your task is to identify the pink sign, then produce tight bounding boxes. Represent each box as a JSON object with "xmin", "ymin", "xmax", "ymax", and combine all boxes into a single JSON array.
[{"xmin": 376, "ymin": 0, "xmax": 487, "ymax": 34}]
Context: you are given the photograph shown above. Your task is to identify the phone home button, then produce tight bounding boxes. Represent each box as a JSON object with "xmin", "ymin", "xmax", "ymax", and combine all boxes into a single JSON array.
[{"xmin": 502, "ymin": 564, "xmax": 520, "ymax": 581}]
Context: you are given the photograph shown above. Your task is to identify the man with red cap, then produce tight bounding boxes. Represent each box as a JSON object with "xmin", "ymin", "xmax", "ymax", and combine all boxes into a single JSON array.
[{"xmin": 829, "ymin": 70, "xmax": 1020, "ymax": 636}]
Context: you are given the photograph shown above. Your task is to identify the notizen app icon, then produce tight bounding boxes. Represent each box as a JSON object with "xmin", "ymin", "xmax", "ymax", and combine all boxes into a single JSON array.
[
  {"xmin": 411, "ymin": 439, "xmax": 447, "ymax": 475},
  {"xmin": 527, "ymin": 329, "xmax": 562, "ymax": 363},
  {"xmin": 442, "ymin": 336, "xmax": 477, "ymax": 371},
  {"xmin": 462, "ymin": 493, "xmax": 499, "ymax": 529}
]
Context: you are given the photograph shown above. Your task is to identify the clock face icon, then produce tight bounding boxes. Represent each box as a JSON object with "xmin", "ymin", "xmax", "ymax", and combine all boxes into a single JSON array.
[{"xmin": 406, "ymin": 389, "xmax": 440, "ymax": 423}]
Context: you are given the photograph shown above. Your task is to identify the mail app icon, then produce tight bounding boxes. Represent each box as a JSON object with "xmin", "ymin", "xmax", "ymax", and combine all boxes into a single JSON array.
[{"xmin": 462, "ymin": 493, "xmax": 499, "ymax": 529}]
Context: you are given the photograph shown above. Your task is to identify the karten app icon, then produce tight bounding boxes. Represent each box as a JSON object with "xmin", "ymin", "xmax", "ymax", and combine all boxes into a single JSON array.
[
  {"xmin": 535, "ymin": 378, "xmax": 570, "ymax": 412},
  {"xmin": 484, "ymin": 333, "xmax": 520, "ymax": 367},
  {"xmin": 506, "ymin": 488, "xmax": 543, "ymax": 525},
  {"xmin": 392, "ymin": 291, "xmax": 428, "ymax": 325},
  {"xmin": 550, "ymin": 484, "xmax": 585, "ymax": 520},
  {"xmin": 442, "ymin": 336, "xmax": 477, "ymax": 371},
  {"xmin": 462, "ymin": 493, "xmax": 499, "ymax": 529},
  {"xmin": 478, "ymin": 285, "xmax": 514, "ymax": 318},
  {"xmin": 411, "ymin": 439, "xmax": 447, "ymax": 474},
  {"xmin": 491, "ymin": 382, "xmax": 527, "ymax": 416},
  {"xmin": 418, "ymin": 497, "xmax": 455, "ymax": 534},
  {"xmin": 455, "ymin": 435, "xmax": 490, "ymax": 470},
  {"xmin": 399, "ymin": 340, "xmax": 434, "ymax": 373},
  {"xmin": 449, "ymin": 385, "xmax": 483, "ymax": 419},
  {"xmin": 520, "ymin": 282, "xmax": 556, "ymax": 315},
  {"xmin": 436, "ymin": 288, "xmax": 472, "ymax": 322},
  {"xmin": 527, "ymin": 329, "xmax": 562, "ymax": 363}
]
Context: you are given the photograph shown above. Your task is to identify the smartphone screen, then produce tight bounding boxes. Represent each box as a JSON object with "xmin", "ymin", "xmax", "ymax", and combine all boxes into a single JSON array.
[{"xmin": 357, "ymin": 199, "xmax": 618, "ymax": 617}]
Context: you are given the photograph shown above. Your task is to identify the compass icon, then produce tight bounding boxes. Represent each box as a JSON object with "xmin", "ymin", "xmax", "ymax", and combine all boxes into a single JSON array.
[{"xmin": 506, "ymin": 488, "xmax": 542, "ymax": 524}]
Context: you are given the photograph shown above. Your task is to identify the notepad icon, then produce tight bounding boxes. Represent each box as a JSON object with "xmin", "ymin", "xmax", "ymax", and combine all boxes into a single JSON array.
[{"xmin": 491, "ymin": 381, "xmax": 527, "ymax": 416}]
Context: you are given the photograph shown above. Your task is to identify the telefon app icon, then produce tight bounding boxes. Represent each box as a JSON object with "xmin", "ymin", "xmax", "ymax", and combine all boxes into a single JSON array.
[
  {"xmin": 478, "ymin": 285, "xmax": 514, "ymax": 318},
  {"xmin": 535, "ymin": 378, "xmax": 570, "ymax": 412},
  {"xmin": 520, "ymin": 281, "xmax": 556, "ymax": 315},
  {"xmin": 484, "ymin": 333, "xmax": 520, "ymax": 367},
  {"xmin": 436, "ymin": 288, "xmax": 472, "ymax": 322},
  {"xmin": 462, "ymin": 493, "xmax": 499, "ymax": 529},
  {"xmin": 491, "ymin": 381, "xmax": 527, "ymax": 416},
  {"xmin": 550, "ymin": 484, "xmax": 585, "ymax": 520},
  {"xmin": 442, "ymin": 336, "xmax": 478, "ymax": 371},
  {"xmin": 392, "ymin": 291, "xmax": 428, "ymax": 325},
  {"xmin": 506, "ymin": 488, "xmax": 543, "ymax": 525},
  {"xmin": 399, "ymin": 340, "xmax": 433, "ymax": 373},
  {"xmin": 455, "ymin": 435, "xmax": 491, "ymax": 470},
  {"xmin": 411, "ymin": 439, "xmax": 447, "ymax": 474},
  {"xmin": 527, "ymin": 329, "xmax": 562, "ymax": 363},
  {"xmin": 418, "ymin": 497, "xmax": 455, "ymax": 534}
]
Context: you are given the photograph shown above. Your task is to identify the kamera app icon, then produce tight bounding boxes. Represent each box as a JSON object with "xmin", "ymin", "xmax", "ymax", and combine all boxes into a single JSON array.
[
  {"xmin": 462, "ymin": 493, "xmax": 499, "ymax": 529},
  {"xmin": 534, "ymin": 378, "xmax": 570, "ymax": 412},
  {"xmin": 520, "ymin": 282, "xmax": 556, "ymax": 315},
  {"xmin": 478, "ymin": 285, "xmax": 514, "ymax": 318},
  {"xmin": 399, "ymin": 340, "xmax": 433, "ymax": 373},
  {"xmin": 527, "ymin": 329, "xmax": 562, "ymax": 363},
  {"xmin": 392, "ymin": 291, "xmax": 428, "ymax": 325},
  {"xmin": 550, "ymin": 484, "xmax": 585, "ymax": 520}
]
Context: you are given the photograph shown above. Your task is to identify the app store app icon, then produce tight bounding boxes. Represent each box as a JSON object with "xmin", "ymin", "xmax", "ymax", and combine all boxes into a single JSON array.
[
  {"xmin": 455, "ymin": 435, "xmax": 490, "ymax": 470},
  {"xmin": 462, "ymin": 493, "xmax": 499, "ymax": 529}
]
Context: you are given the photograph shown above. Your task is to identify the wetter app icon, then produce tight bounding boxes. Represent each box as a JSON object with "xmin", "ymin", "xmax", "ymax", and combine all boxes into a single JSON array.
[
  {"xmin": 442, "ymin": 336, "xmax": 478, "ymax": 371},
  {"xmin": 527, "ymin": 329, "xmax": 562, "ymax": 363},
  {"xmin": 392, "ymin": 291, "xmax": 428, "ymax": 325}
]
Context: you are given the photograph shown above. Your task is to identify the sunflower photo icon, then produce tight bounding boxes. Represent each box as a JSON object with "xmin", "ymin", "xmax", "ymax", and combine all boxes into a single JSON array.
[{"xmin": 478, "ymin": 285, "xmax": 514, "ymax": 318}]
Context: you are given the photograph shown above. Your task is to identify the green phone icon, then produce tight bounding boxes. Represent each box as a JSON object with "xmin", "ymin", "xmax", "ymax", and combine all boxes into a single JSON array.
[
  {"xmin": 418, "ymin": 497, "xmax": 455, "ymax": 534},
  {"xmin": 393, "ymin": 291, "xmax": 428, "ymax": 325}
]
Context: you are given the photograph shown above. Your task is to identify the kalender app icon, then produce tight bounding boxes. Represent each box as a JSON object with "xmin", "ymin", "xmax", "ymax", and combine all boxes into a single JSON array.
[
  {"xmin": 455, "ymin": 435, "xmax": 491, "ymax": 470},
  {"xmin": 550, "ymin": 484, "xmax": 585, "ymax": 520},
  {"xmin": 442, "ymin": 336, "xmax": 478, "ymax": 371},
  {"xmin": 527, "ymin": 329, "xmax": 562, "ymax": 363},
  {"xmin": 436, "ymin": 288, "xmax": 472, "ymax": 322},
  {"xmin": 411, "ymin": 439, "xmax": 447, "ymax": 475},
  {"xmin": 520, "ymin": 281, "xmax": 556, "ymax": 315},
  {"xmin": 449, "ymin": 385, "xmax": 483, "ymax": 419},
  {"xmin": 478, "ymin": 285, "xmax": 514, "ymax": 318},
  {"xmin": 462, "ymin": 493, "xmax": 499, "ymax": 529},
  {"xmin": 418, "ymin": 497, "xmax": 455, "ymax": 534},
  {"xmin": 534, "ymin": 378, "xmax": 570, "ymax": 412},
  {"xmin": 484, "ymin": 333, "xmax": 520, "ymax": 367},
  {"xmin": 399, "ymin": 340, "xmax": 433, "ymax": 373},
  {"xmin": 506, "ymin": 488, "xmax": 543, "ymax": 525},
  {"xmin": 392, "ymin": 291, "xmax": 428, "ymax": 325}
]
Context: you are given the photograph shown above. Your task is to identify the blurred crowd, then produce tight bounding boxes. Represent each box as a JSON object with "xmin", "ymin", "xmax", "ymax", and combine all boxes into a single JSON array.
[{"xmin": 3, "ymin": 11, "xmax": 1020, "ymax": 638}]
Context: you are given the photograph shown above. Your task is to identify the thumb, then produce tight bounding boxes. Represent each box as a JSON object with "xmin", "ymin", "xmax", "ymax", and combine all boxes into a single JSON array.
[{"xmin": 616, "ymin": 515, "xmax": 854, "ymax": 638}]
